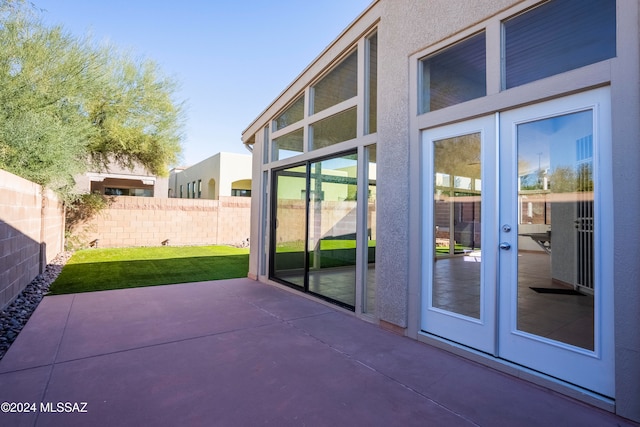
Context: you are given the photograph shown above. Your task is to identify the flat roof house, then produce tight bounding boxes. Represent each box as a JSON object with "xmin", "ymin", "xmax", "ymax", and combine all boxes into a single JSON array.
[
  {"xmin": 241, "ymin": 0, "xmax": 640, "ymax": 421},
  {"xmin": 75, "ymin": 161, "xmax": 168, "ymax": 197},
  {"xmin": 168, "ymin": 152, "xmax": 252, "ymax": 199}
]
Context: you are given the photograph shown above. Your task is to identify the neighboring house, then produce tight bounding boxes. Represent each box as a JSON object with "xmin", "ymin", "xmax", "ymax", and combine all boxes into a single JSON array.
[
  {"xmin": 75, "ymin": 162, "xmax": 168, "ymax": 197},
  {"xmin": 168, "ymin": 152, "xmax": 252, "ymax": 200},
  {"xmin": 241, "ymin": 0, "xmax": 639, "ymax": 422}
]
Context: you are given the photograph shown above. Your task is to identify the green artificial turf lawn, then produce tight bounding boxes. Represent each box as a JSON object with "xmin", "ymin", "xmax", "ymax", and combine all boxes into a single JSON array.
[{"xmin": 48, "ymin": 245, "xmax": 249, "ymax": 295}]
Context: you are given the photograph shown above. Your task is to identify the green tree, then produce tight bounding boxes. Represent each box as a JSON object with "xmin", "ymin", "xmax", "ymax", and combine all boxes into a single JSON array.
[{"xmin": 0, "ymin": 0, "xmax": 184, "ymax": 199}]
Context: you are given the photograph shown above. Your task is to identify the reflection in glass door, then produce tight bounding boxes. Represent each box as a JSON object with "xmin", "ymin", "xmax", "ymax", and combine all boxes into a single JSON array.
[
  {"xmin": 515, "ymin": 110, "xmax": 594, "ymax": 349},
  {"xmin": 499, "ymin": 87, "xmax": 613, "ymax": 397},
  {"xmin": 308, "ymin": 155, "xmax": 358, "ymax": 307},
  {"xmin": 272, "ymin": 165, "xmax": 307, "ymax": 288},
  {"xmin": 421, "ymin": 89, "xmax": 613, "ymax": 396},
  {"xmin": 433, "ymin": 133, "xmax": 482, "ymax": 319},
  {"xmin": 421, "ymin": 115, "xmax": 497, "ymax": 354}
]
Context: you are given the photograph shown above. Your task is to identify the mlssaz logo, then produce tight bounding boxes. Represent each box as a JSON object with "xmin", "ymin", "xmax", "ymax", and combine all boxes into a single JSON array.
[{"xmin": 40, "ymin": 402, "xmax": 88, "ymax": 413}]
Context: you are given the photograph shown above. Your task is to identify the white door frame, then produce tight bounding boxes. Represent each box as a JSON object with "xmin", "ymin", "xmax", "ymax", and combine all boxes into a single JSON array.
[
  {"xmin": 498, "ymin": 87, "xmax": 614, "ymax": 397},
  {"xmin": 421, "ymin": 115, "xmax": 498, "ymax": 354},
  {"xmin": 421, "ymin": 88, "xmax": 614, "ymax": 397}
]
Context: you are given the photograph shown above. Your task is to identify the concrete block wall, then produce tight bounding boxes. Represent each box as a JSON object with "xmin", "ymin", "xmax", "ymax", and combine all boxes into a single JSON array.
[
  {"xmin": 71, "ymin": 196, "xmax": 251, "ymax": 248},
  {"xmin": 0, "ymin": 170, "xmax": 64, "ymax": 309},
  {"xmin": 216, "ymin": 197, "xmax": 251, "ymax": 246}
]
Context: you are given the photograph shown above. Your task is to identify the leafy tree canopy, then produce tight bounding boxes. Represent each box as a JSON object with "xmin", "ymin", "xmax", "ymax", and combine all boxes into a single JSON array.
[{"xmin": 0, "ymin": 0, "xmax": 184, "ymax": 200}]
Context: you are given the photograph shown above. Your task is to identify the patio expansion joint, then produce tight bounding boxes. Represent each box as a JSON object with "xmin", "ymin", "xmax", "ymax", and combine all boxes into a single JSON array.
[
  {"xmin": 32, "ymin": 294, "xmax": 77, "ymax": 426},
  {"xmin": 45, "ymin": 319, "xmax": 285, "ymax": 368},
  {"xmin": 277, "ymin": 315, "xmax": 484, "ymax": 427},
  {"xmin": 246, "ymin": 301, "xmax": 336, "ymax": 324}
]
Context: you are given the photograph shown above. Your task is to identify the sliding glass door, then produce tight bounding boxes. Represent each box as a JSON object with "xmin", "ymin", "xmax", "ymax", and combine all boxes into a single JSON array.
[
  {"xmin": 272, "ymin": 165, "xmax": 307, "ymax": 288},
  {"xmin": 271, "ymin": 152, "xmax": 359, "ymax": 310}
]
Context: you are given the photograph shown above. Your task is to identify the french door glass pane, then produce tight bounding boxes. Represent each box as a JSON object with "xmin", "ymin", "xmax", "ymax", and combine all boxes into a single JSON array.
[
  {"xmin": 308, "ymin": 154, "xmax": 358, "ymax": 307},
  {"xmin": 272, "ymin": 166, "xmax": 307, "ymax": 288},
  {"xmin": 516, "ymin": 110, "xmax": 594, "ymax": 350},
  {"xmin": 433, "ymin": 133, "xmax": 482, "ymax": 319}
]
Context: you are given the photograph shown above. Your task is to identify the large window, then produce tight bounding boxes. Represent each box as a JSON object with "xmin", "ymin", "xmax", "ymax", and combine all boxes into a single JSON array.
[
  {"xmin": 273, "ymin": 95, "xmax": 305, "ymax": 132},
  {"xmin": 311, "ymin": 50, "xmax": 358, "ymax": 114},
  {"xmin": 272, "ymin": 128, "xmax": 304, "ymax": 161},
  {"xmin": 366, "ymin": 33, "xmax": 378, "ymax": 135},
  {"xmin": 309, "ymin": 108, "xmax": 357, "ymax": 150},
  {"xmin": 419, "ymin": 32, "xmax": 486, "ymax": 114},
  {"xmin": 364, "ymin": 144, "xmax": 377, "ymax": 315},
  {"xmin": 265, "ymin": 31, "xmax": 378, "ymax": 313},
  {"xmin": 503, "ymin": 0, "xmax": 616, "ymax": 89}
]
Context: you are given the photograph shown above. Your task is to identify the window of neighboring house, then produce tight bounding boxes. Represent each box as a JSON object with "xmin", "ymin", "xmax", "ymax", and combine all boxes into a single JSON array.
[
  {"xmin": 197, "ymin": 180, "xmax": 202, "ymax": 198},
  {"xmin": 273, "ymin": 95, "xmax": 305, "ymax": 132},
  {"xmin": 503, "ymin": 0, "xmax": 616, "ymax": 89},
  {"xmin": 187, "ymin": 182, "xmax": 191, "ymax": 199},
  {"xmin": 311, "ymin": 49, "xmax": 358, "ymax": 114},
  {"xmin": 180, "ymin": 184, "xmax": 183, "ymax": 198},
  {"xmin": 231, "ymin": 189, "xmax": 251, "ymax": 197},
  {"xmin": 104, "ymin": 187, "xmax": 153, "ymax": 197},
  {"xmin": 192, "ymin": 181, "xmax": 196, "ymax": 198},
  {"xmin": 272, "ymin": 128, "xmax": 304, "ymax": 161},
  {"xmin": 419, "ymin": 31, "xmax": 486, "ymax": 114}
]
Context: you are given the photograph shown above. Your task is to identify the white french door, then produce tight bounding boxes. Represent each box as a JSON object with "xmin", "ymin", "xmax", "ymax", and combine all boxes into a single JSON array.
[
  {"xmin": 422, "ymin": 88, "xmax": 614, "ymax": 397},
  {"xmin": 421, "ymin": 115, "xmax": 498, "ymax": 354},
  {"xmin": 498, "ymin": 88, "xmax": 614, "ymax": 396}
]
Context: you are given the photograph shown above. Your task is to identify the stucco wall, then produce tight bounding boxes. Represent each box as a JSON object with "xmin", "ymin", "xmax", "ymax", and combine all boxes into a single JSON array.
[
  {"xmin": 69, "ymin": 196, "xmax": 251, "ymax": 248},
  {"xmin": 0, "ymin": 170, "xmax": 65, "ymax": 309},
  {"xmin": 375, "ymin": 0, "xmax": 518, "ymax": 327}
]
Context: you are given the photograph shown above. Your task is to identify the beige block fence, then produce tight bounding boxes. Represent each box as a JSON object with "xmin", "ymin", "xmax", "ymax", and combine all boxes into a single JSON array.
[{"xmin": 70, "ymin": 196, "xmax": 252, "ymax": 248}]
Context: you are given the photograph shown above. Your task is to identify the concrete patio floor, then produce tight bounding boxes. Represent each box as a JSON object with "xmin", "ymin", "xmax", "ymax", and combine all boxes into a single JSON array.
[{"xmin": 0, "ymin": 278, "xmax": 636, "ymax": 427}]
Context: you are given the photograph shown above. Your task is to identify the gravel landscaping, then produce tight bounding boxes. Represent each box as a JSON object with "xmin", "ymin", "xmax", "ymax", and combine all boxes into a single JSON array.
[{"xmin": 0, "ymin": 252, "xmax": 72, "ymax": 360}]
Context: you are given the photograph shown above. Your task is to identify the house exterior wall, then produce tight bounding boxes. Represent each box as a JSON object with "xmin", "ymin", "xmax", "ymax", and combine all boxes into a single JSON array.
[
  {"xmin": 168, "ymin": 152, "xmax": 252, "ymax": 200},
  {"xmin": 0, "ymin": 170, "xmax": 65, "ymax": 309},
  {"xmin": 241, "ymin": 0, "xmax": 639, "ymax": 420},
  {"xmin": 76, "ymin": 162, "xmax": 168, "ymax": 198}
]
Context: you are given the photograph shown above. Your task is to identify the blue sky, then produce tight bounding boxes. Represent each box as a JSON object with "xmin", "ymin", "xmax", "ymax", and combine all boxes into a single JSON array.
[{"xmin": 34, "ymin": 0, "xmax": 372, "ymax": 166}]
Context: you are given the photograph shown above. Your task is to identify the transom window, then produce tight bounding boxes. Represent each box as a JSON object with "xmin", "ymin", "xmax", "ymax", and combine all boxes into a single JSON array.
[
  {"xmin": 419, "ymin": 32, "xmax": 486, "ymax": 114},
  {"xmin": 311, "ymin": 50, "xmax": 358, "ymax": 115},
  {"xmin": 417, "ymin": 0, "xmax": 617, "ymax": 114},
  {"xmin": 273, "ymin": 95, "xmax": 305, "ymax": 132},
  {"xmin": 272, "ymin": 128, "xmax": 304, "ymax": 162},
  {"xmin": 310, "ymin": 108, "xmax": 357, "ymax": 150},
  {"xmin": 503, "ymin": 0, "xmax": 616, "ymax": 89}
]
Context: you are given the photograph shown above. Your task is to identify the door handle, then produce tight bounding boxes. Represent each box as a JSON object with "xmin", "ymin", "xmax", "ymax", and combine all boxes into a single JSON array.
[{"xmin": 499, "ymin": 242, "xmax": 511, "ymax": 250}]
